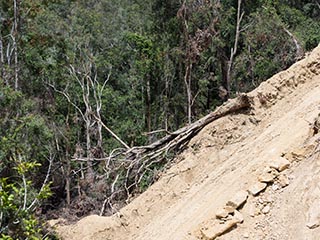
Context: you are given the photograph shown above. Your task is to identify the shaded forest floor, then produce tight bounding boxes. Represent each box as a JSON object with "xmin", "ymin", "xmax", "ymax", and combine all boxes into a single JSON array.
[{"xmin": 49, "ymin": 44, "xmax": 320, "ymax": 239}]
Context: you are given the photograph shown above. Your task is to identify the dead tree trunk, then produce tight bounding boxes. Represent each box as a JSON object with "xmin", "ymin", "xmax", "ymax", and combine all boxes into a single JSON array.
[
  {"xmin": 178, "ymin": 0, "xmax": 193, "ymax": 125},
  {"xmin": 97, "ymin": 93, "xmax": 253, "ymax": 215},
  {"xmin": 184, "ymin": 62, "xmax": 193, "ymax": 124},
  {"xmin": 92, "ymin": 71, "xmax": 110, "ymax": 150},
  {"xmin": 130, "ymin": 94, "xmax": 252, "ymax": 156},
  {"xmin": 145, "ymin": 75, "xmax": 152, "ymax": 142},
  {"xmin": 0, "ymin": 36, "xmax": 5, "ymax": 83},
  {"xmin": 0, "ymin": 0, "xmax": 20, "ymax": 88},
  {"xmin": 283, "ymin": 28, "xmax": 304, "ymax": 59},
  {"xmin": 50, "ymin": 52, "xmax": 129, "ymax": 181},
  {"xmin": 226, "ymin": 0, "xmax": 243, "ymax": 97},
  {"xmin": 13, "ymin": 0, "xmax": 19, "ymax": 90}
]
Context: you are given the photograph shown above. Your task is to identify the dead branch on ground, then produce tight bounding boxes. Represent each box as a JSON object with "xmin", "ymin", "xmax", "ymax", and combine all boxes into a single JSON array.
[{"xmin": 85, "ymin": 94, "xmax": 253, "ymax": 215}]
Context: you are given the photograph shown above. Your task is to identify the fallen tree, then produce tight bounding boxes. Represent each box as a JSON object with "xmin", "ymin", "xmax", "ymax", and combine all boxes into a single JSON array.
[{"xmin": 74, "ymin": 94, "xmax": 253, "ymax": 215}]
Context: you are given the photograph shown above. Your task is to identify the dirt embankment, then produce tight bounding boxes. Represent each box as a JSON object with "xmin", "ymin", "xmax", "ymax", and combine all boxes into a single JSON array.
[{"xmin": 50, "ymin": 44, "xmax": 320, "ymax": 240}]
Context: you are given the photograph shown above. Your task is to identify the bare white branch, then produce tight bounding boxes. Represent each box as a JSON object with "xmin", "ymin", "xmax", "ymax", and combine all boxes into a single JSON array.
[
  {"xmin": 27, "ymin": 151, "xmax": 54, "ymax": 211},
  {"xmin": 226, "ymin": 0, "xmax": 243, "ymax": 95},
  {"xmin": 47, "ymin": 82, "xmax": 86, "ymax": 121},
  {"xmin": 93, "ymin": 114, "xmax": 130, "ymax": 150}
]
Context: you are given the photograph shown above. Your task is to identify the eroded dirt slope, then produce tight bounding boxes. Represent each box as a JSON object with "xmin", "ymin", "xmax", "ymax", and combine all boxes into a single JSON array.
[{"xmin": 50, "ymin": 44, "xmax": 320, "ymax": 240}]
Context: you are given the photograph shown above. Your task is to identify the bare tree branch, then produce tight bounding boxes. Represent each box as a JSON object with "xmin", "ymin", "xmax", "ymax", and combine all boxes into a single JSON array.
[
  {"xmin": 13, "ymin": 0, "xmax": 19, "ymax": 90},
  {"xmin": 47, "ymin": 82, "xmax": 86, "ymax": 120},
  {"xmin": 93, "ymin": 114, "xmax": 130, "ymax": 150},
  {"xmin": 143, "ymin": 129, "xmax": 172, "ymax": 136},
  {"xmin": 283, "ymin": 28, "xmax": 304, "ymax": 59},
  {"xmin": 315, "ymin": 0, "xmax": 320, "ymax": 10}
]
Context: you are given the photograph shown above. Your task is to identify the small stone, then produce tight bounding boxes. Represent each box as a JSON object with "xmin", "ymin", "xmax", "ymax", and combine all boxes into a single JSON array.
[
  {"xmin": 272, "ymin": 184, "xmax": 280, "ymax": 191},
  {"xmin": 226, "ymin": 190, "xmax": 248, "ymax": 209},
  {"xmin": 243, "ymin": 232, "xmax": 250, "ymax": 238},
  {"xmin": 306, "ymin": 201, "xmax": 320, "ymax": 229},
  {"xmin": 283, "ymin": 152, "xmax": 295, "ymax": 162},
  {"xmin": 271, "ymin": 169, "xmax": 280, "ymax": 177},
  {"xmin": 201, "ymin": 219, "xmax": 238, "ymax": 240},
  {"xmin": 216, "ymin": 208, "xmax": 229, "ymax": 219},
  {"xmin": 258, "ymin": 173, "xmax": 275, "ymax": 183},
  {"xmin": 306, "ymin": 221, "xmax": 319, "ymax": 229},
  {"xmin": 261, "ymin": 205, "xmax": 270, "ymax": 214},
  {"xmin": 264, "ymin": 195, "xmax": 273, "ymax": 203},
  {"xmin": 248, "ymin": 182, "xmax": 267, "ymax": 196},
  {"xmin": 233, "ymin": 210, "xmax": 244, "ymax": 223},
  {"xmin": 277, "ymin": 174, "xmax": 289, "ymax": 188},
  {"xmin": 255, "ymin": 208, "xmax": 261, "ymax": 216},
  {"xmin": 248, "ymin": 205, "xmax": 256, "ymax": 217},
  {"xmin": 291, "ymin": 145, "xmax": 313, "ymax": 161},
  {"xmin": 270, "ymin": 157, "xmax": 290, "ymax": 172},
  {"xmin": 223, "ymin": 205, "xmax": 235, "ymax": 214},
  {"xmin": 263, "ymin": 166, "xmax": 272, "ymax": 173}
]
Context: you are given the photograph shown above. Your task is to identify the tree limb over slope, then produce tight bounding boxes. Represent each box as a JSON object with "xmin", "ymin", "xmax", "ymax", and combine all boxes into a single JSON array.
[{"xmin": 93, "ymin": 93, "xmax": 253, "ymax": 215}]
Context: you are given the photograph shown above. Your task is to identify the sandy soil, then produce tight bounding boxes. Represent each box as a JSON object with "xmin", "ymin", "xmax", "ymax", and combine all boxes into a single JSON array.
[{"xmin": 49, "ymin": 44, "xmax": 320, "ymax": 240}]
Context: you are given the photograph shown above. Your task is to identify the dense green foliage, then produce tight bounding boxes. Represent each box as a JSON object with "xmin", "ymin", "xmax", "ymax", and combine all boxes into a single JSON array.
[
  {"xmin": 0, "ymin": 0, "xmax": 319, "ymax": 237},
  {"xmin": 0, "ymin": 84, "xmax": 54, "ymax": 239}
]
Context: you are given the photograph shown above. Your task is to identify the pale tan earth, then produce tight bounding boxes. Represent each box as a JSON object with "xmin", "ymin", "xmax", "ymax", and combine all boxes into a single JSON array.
[{"xmin": 49, "ymin": 44, "xmax": 320, "ymax": 240}]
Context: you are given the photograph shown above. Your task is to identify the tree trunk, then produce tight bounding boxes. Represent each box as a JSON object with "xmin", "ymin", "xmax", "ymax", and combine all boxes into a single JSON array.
[
  {"xmin": 146, "ymin": 75, "xmax": 152, "ymax": 142},
  {"xmin": 118, "ymin": 94, "xmax": 253, "ymax": 196},
  {"xmin": 184, "ymin": 62, "xmax": 193, "ymax": 124},
  {"xmin": 226, "ymin": 0, "xmax": 243, "ymax": 97},
  {"xmin": 283, "ymin": 28, "xmax": 304, "ymax": 58},
  {"xmin": 164, "ymin": 73, "xmax": 169, "ymax": 131},
  {"xmin": 13, "ymin": 0, "xmax": 19, "ymax": 90},
  {"xmin": 84, "ymin": 77, "xmax": 93, "ymax": 177},
  {"xmin": 0, "ymin": 37, "xmax": 5, "ymax": 83},
  {"xmin": 128, "ymin": 94, "xmax": 252, "ymax": 156},
  {"xmin": 220, "ymin": 57, "xmax": 229, "ymax": 99}
]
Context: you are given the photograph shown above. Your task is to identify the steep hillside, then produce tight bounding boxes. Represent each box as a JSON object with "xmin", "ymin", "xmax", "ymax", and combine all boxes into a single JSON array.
[{"xmin": 50, "ymin": 44, "xmax": 320, "ymax": 240}]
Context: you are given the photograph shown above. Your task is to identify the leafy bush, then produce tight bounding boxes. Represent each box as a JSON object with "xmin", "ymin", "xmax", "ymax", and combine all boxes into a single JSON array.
[{"xmin": 0, "ymin": 84, "xmax": 55, "ymax": 239}]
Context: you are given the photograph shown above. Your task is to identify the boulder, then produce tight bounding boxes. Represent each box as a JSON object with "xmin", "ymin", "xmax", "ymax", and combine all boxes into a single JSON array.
[
  {"xmin": 233, "ymin": 210, "xmax": 244, "ymax": 223},
  {"xmin": 226, "ymin": 190, "xmax": 248, "ymax": 209},
  {"xmin": 201, "ymin": 219, "xmax": 238, "ymax": 240},
  {"xmin": 248, "ymin": 182, "xmax": 267, "ymax": 196},
  {"xmin": 215, "ymin": 208, "xmax": 229, "ymax": 219},
  {"xmin": 270, "ymin": 157, "xmax": 290, "ymax": 172},
  {"xmin": 277, "ymin": 174, "xmax": 289, "ymax": 188},
  {"xmin": 258, "ymin": 173, "xmax": 275, "ymax": 183}
]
